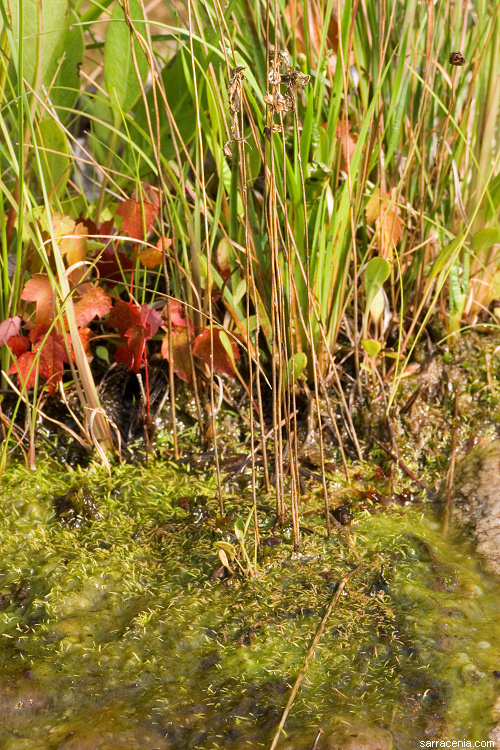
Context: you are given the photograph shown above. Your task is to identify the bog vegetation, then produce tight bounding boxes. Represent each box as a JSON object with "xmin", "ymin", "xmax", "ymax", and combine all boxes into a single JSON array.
[{"xmin": 0, "ymin": 0, "xmax": 499, "ymax": 542}]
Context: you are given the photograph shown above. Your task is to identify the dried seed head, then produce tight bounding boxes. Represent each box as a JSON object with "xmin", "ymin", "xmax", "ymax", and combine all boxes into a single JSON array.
[
  {"xmin": 449, "ymin": 51, "xmax": 465, "ymax": 66},
  {"xmin": 276, "ymin": 50, "xmax": 290, "ymax": 67},
  {"xmin": 230, "ymin": 65, "xmax": 247, "ymax": 78},
  {"xmin": 229, "ymin": 90, "xmax": 241, "ymax": 115},
  {"xmin": 294, "ymin": 71, "xmax": 311, "ymax": 86},
  {"xmin": 273, "ymin": 92, "xmax": 288, "ymax": 113},
  {"xmin": 264, "ymin": 124, "xmax": 283, "ymax": 140},
  {"xmin": 268, "ymin": 70, "xmax": 282, "ymax": 86}
]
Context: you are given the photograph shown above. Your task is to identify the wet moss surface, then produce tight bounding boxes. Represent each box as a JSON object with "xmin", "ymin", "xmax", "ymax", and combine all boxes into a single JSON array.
[{"xmin": 1, "ymin": 453, "xmax": 500, "ymax": 749}]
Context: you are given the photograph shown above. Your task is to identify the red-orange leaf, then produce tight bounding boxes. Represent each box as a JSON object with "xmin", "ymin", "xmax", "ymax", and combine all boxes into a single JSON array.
[
  {"xmin": 139, "ymin": 305, "xmax": 163, "ymax": 338},
  {"xmin": 192, "ymin": 327, "xmax": 240, "ymax": 379},
  {"xmin": 110, "ymin": 302, "xmax": 163, "ymax": 372},
  {"xmin": 161, "ymin": 327, "xmax": 193, "ymax": 382},
  {"xmin": 68, "ymin": 328, "xmax": 93, "ymax": 361},
  {"xmin": 95, "ymin": 246, "xmax": 134, "ymax": 288},
  {"xmin": 114, "ymin": 344, "xmax": 134, "ymax": 369},
  {"xmin": 165, "ymin": 300, "xmax": 194, "ymax": 332},
  {"xmin": 116, "ymin": 198, "xmax": 158, "ymax": 240},
  {"xmin": 21, "ymin": 275, "xmax": 53, "ymax": 324},
  {"xmin": 9, "ymin": 330, "xmax": 68, "ymax": 396},
  {"xmin": 7, "ymin": 335, "xmax": 29, "ymax": 356},
  {"xmin": 60, "ymin": 222, "xmax": 88, "ymax": 266},
  {"xmin": 132, "ymin": 183, "xmax": 160, "ymax": 210},
  {"xmin": 74, "ymin": 287, "xmax": 112, "ymax": 328},
  {"xmin": 10, "ymin": 351, "xmax": 37, "ymax": 391},
  {"xmin": 29, "ymin": 323, "xmax": 50, "ymax": 344},
  {"xmin": 108, "ymin": 300, "xmax": 142, "ymax": 339},
  {"xmin": 34, "ymin": 332, "xmax": 68, "ymax": 396},
  {"xmin": 138, "ymin": 246, "xmax": 164, "ymax": 269},
  {"xmin": 124, "ymin": 325, "xmax": 147, "ymax": 373}
]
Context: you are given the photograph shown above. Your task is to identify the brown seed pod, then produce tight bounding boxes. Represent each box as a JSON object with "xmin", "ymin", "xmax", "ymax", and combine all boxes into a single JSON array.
[{"xmin": 449, "ymin": 51, "xmax": 465, "ymax": 66}]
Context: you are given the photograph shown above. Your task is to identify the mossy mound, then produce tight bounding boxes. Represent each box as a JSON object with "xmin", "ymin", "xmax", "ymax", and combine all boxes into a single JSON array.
[{"xmin": 0, "ymin": 458, "xmax": 500, "ymax": 748}]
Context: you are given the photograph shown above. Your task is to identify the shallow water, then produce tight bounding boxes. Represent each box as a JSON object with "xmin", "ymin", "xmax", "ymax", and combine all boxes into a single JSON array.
[{"xmin": 1, "ymin": 457, "xmax": 500, "ymax": 749}]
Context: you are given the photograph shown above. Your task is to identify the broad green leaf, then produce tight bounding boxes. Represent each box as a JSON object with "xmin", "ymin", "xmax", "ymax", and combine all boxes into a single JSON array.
[
  {"xmin": 96, "ymin": 346, "xmax": 110, "ymax": 364},
  {"xmin": 472, "ymin": 228, "xmax": 500, "ymax": 255},
  {"xmin": 34, "ymin": 118, "xmax": 71, "ymax": 197},
  {"xmin": 361, "ymin": 339, "xmax": 382, "ymax": 357},
  {"xmin": 44, "ymin": 9, "xmax": 84, "ymax": 118},
  {"xmin": 364, "ymin": 257, "xmax": 391, "ymax": 310},
  {"xmin": 6, "ymin": 0, "xmax": 67, "ymax": 90},
  {"xmin": 104, "ymin": 0, "xmax": 148, "ymax": 123}
]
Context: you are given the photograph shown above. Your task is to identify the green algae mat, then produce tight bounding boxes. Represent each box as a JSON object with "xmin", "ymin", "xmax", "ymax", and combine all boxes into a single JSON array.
[{"xmin": 1, "ymin": 458, "xmax": 500, "ymax": 749}]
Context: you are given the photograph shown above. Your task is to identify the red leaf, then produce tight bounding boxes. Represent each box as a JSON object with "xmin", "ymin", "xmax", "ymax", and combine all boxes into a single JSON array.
[
  {"xmin": 139, "ymin": 304, "xmax": 163, "ymax": 338},
  {"xmin": 21, "ymin": 275, "xmax": 53, "ymax": 324},
  {"xmin": 76, "ymin": 217, "xmax": 98, "ymax": 237},
  {"xmin": 123, "ymin": 307, "xmax": 162, "ymax": 372},
  {"xmin": 193, "ymin": 328, "xmax": 240, "ymax": 378},
  {"xmin": 124, "ymin": 325, "xmax": 147, "ymax": 373},
  {"xmin": 108, "ymin": 300, "xmax": 142, "ymax": 339},
  {"xmin": 132, "ymin": 183, "xmax": 160, "ymax": 210},
  {"xmin": 114, "ymin": 344, "xmax": 134, "ymax": 369},
  {"xmin": 116, "ymin": 198, "xmax": 158, "ymax": 240},
  {"xmin": 0, "ymin": 316, "xmax": 21, "ymax": 347},
  {"xmin": 95, "ymin": 246, "xmax": 134, "ymax": 288},
  {"xmin": 7, "ymin": 335, "xmax": 30, "ymax": 356},
  {"xmin": 110, "ymin": 302, "xmax": 162, "ymax": 372},
  {"xmin": 166, "ymin": 300, "xmax": 194, "ymax": 332},
  {"xmin": 10, "ymin": 351, "xmax": 37, "ymax": 391},
  {"xmin": 161, "ymin": 327, "xmax": 193, "ymax": 382},
  {"xmin": 100, "ymin": 219, "xmax": 114, "ymax": 237},
  {"xmin": 34, "ymin": 332, "xmax": 69, "ymax": 396},
  {"xmin": 74, "ymin": 287, "xmax": 112, "ymax": 328},
  {"xmin": 29, "ymin": 323, "xmax": 50, "ymax": 345}
]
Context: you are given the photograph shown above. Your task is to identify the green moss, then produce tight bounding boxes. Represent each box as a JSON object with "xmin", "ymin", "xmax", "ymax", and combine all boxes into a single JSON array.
[{"xmin": 0, "ymin": 457, "xmax": 499, "ymax": 747}]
